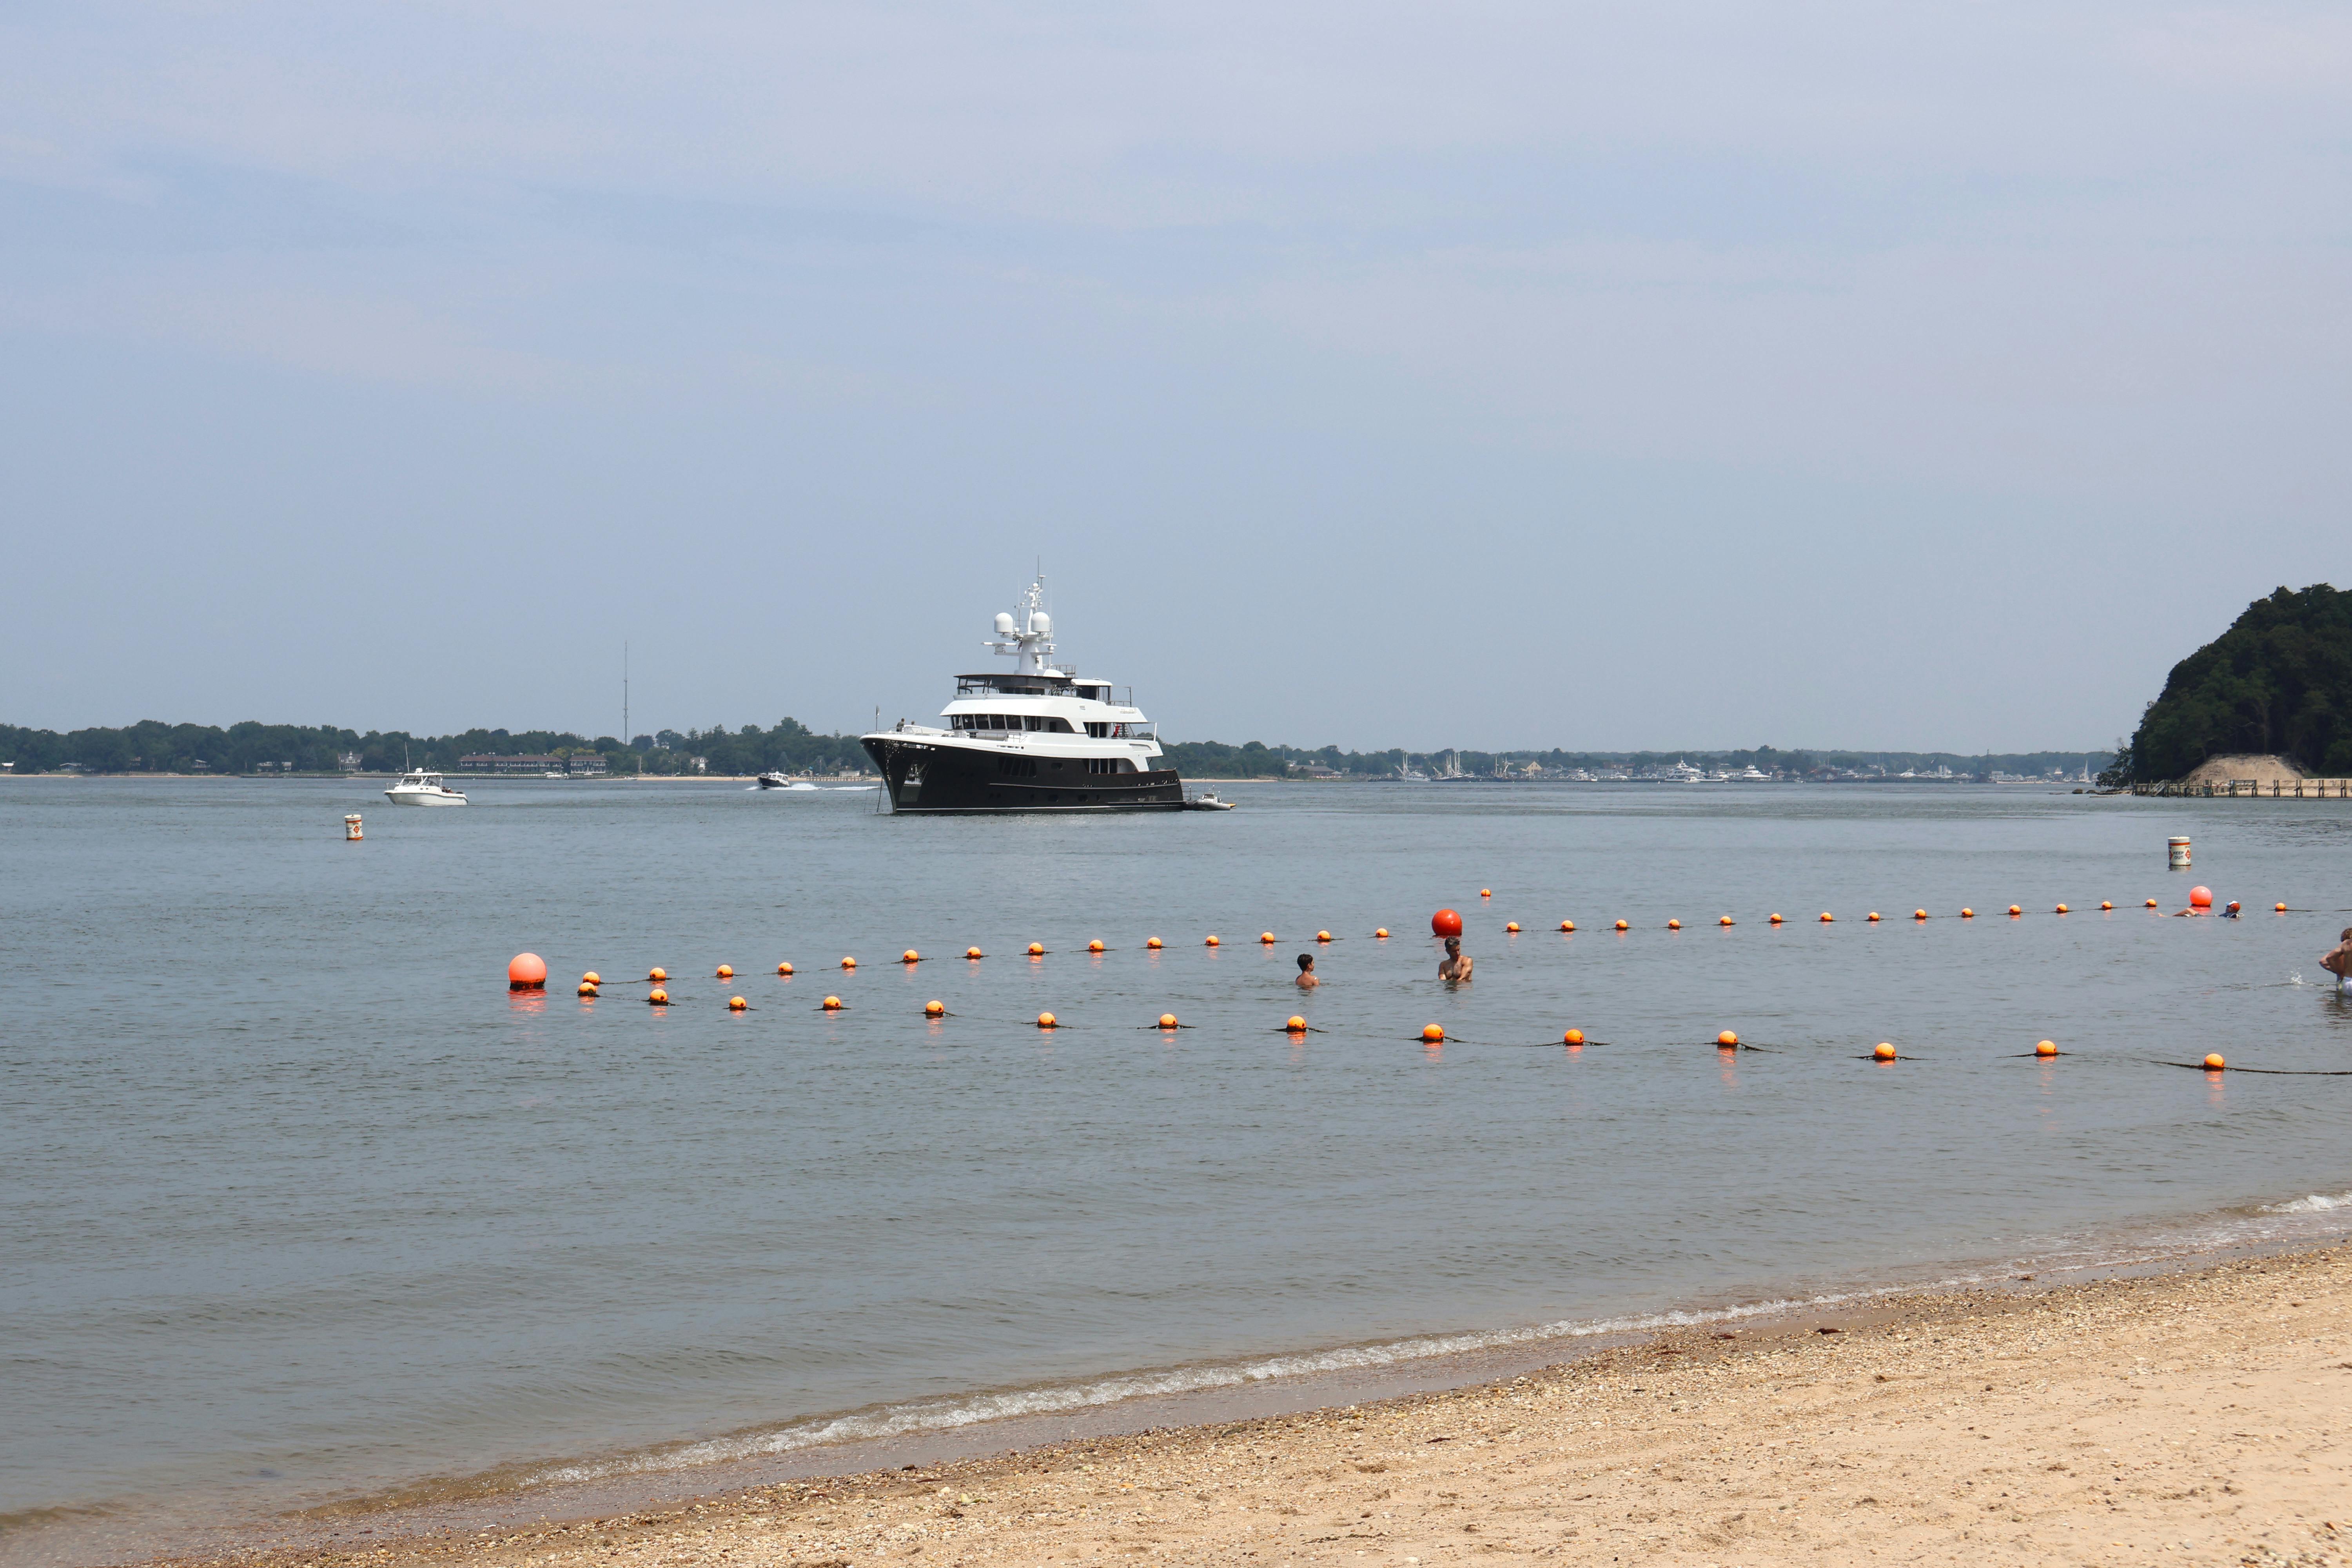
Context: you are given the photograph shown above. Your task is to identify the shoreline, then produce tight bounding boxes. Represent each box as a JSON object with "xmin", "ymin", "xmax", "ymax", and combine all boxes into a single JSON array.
[{"xmin": 78, "ymin": 1235, "xmax": 2352, "ymax": 1568}]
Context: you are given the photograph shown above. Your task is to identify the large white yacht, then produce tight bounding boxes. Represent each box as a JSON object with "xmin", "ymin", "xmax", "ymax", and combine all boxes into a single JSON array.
[
  {"xmin": 860, "ymin": 578, "xmax": 1191, "ymax": 813},
  {"xmin": 384, "ymin": 769, "xmax": 468, "ymax": 806}
]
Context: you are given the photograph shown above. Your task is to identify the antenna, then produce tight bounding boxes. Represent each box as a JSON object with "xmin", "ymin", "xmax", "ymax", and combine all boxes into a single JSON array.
[{"xmin": 623, "ymin": 642, "xmax": 630, "ymax": 744}]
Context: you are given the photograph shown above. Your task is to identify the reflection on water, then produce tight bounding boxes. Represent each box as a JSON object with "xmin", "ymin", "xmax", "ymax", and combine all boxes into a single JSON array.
[{"xmin": 5, "ymin": 777, "xmax": 2352, "ymax": 1559}]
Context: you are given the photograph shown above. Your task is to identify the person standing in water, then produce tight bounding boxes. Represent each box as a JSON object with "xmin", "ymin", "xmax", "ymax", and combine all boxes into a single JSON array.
[
  {"xmin": 2322, "ymin": 928, "xmax": 2352, "ymax": 991},
  {"xmin": 1295, "ymin": 953, "xmax": 1320, "ymax": 989},
  {"xmin": 1439, "ymin": 936, "xmax": 1473, "ymax": 983}
]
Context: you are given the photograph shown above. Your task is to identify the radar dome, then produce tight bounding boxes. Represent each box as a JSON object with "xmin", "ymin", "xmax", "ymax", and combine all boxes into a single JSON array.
[
  {"xmin": 1028, "ymin": 611, "xmax": 1052, "ymax": 635},
  {"xmin": 994, "ymin": 612, "xmax": 1016, "ymax": 636}
]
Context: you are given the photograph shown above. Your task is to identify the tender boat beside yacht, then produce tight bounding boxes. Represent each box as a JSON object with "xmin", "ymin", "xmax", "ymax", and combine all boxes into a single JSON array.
[
  {"xmin": 860, "ymin": 576, "xmax": 1216, "ymax": 814},
  {"xmin": 384, "ymin": 769, "xmax": 468, "ymax": 806}
]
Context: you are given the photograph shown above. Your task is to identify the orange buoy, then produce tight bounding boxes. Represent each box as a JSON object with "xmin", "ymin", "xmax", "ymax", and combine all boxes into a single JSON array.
[
  {"xmin": 1913, "ymin": 910, "xmax": 1927, "ymax": 921},
  {"xmin": 1158, "ymin": 1013, "xmax": 1179, "ymax": 1028},
  {"xmin": 507, "ymin": 953, "xmax": 548, "ymax": 990},
  {"xmin": 1259, "ymin": 932, "xmax": 1276, "ymax": 945},
  {"xmin": 925, "ymin": 999, "xmax": 946, "ymax": 1016},
  {"xmin": 1205, "ymin": 934, "xmax": 1221, "ymax": 946},
  {"xmin": 1561, "ymin": 920, "xmax": 1576, "ymax": 932},
  {"xmin": 1374, "ymin": 928, "xmax": 1390, "ymax": 939},
  {"xmin": 1147, "ymin": 936, "xmax": 1164, "ymax": 949},
  {"xmin": 1769, "ymin": 913, "xmax": 1784, "ymax": 924},
  {"xmin": 1480, "ymin": 889, "xmax": 1492, "ymax": 898},
  {"xmin": 1960, "ymin": 908, "xmax": 1974, "ymax": 918},
  {"xmin": 728, "ymin": 995, "xmax": 748, "ymax": 1011},
  {"xmin": 1285, "ymin": 1015, "xmax": 1307, "ymax": 1032},
  {"xmin": 1717, "ymin": 1031, "xmax": 1739, "ymax": 1048},
  {"xmin": 1037, "ymin": 1011, "xmax": 1058, "ymax": 1028},
  {"xmin": 716, "ymin": 964, "xmax": 734, "ymax": 978},
  {"xmin": 2145, "ymin": 898, "xmax": 2158, "ymax": 907},
  {"xmin": 648, "ymin": 987, "xmax": 669, "ymax": 1005},
  {"xmin": 902, "ymin": 950, "xmax": 920, "ymax": 964},
  {"xmin": 1613, "ymin": 919, "xmax": 1629, "ymax": 931},
  {"xmin": 1874, "ymin": 1042, "xmax": 1897, "ymax": 1062},
  {"xmin": 577, "ymin": 981, "xmax": 598, "ymax": 996},
  {"xmin": 1421, "ymin": 1023, "xmax": 1445, "ymax": 1043},
  {"xmin": 581, "ymin": 971, "xmax": 601, "ymax": 985},
  {"xmin": 1867, "ymin": 912, "xmax": 1880, "ymax": 922},
  {"xmin": 1820, "ymin": 912, "xmax": 1834, "ymax": 923},
  {"xmin": 1506, "ymin": 922, "xmax": 1522, "ymax": 933},
  {"xmin": 2007, "ymin": 905, "xmax": 2022, "ymax": 916},
  {"xmin": 841, "ymin": 956, "xmax": 857, "ymax": 969},
  {"xmin": 2276, "ymin": 902, "xmax": 2289, "ymax": 913},
  {"xmin": 2036, "ymin": 1040, "xmax": 2058, "ymax": 1057},
  {"xmin": 1316, "ymin": 930, "xmax": 1333, "ymax": 943},
  {"xmin": 966, "ymin": 947, "xmax": 983, "ymax": 959},
  {"xmin": 2204, "ymin": 1053, "xmax": 2226, "ymax": 1071},
  {"xmin": 1563, "ymin": 1028, "xmax": 1584, "ymax": 1046},
  {"xmin": 822, "ymin": 995, "xmax": 842, "ymax": 1010},
  {"xmin": 2055, "ymin": 903, "xmax": 2070, "ymax": 914},
  {"xmin": 777, "ymin": 961, "xmax": 794, "ymax": 975},
  {"xmin": 2101, "ymin": 901, "xmax": 2113, "ymax": 910},
  {"xmin": 1666, "ymin": 918, "xmax": 1682, "ymax": 931},
  {"xmin": 648, "ymin": 966, "xmax": 668, "ymax": 982},
  {"xmin": 1720, "ymin": 916, "xmax": 1734, "ymax": 926},
  {"xmin": 1432, "ymin": 908, "xmax": 1464, "ymax": 938},
  {"xmin": 1028, "ymin": 942, "xmax": 1045, "ymax": 956},
  {"xmin": 1088, "ymin": 939, "xmax": 1105, "ymax": 952},
  {"xmin": 2190, "ymin": 886, "xmax": 2213, "ymax": 908}
]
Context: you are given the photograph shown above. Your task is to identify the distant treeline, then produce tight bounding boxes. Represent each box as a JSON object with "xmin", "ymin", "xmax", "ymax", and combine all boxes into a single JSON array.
[
  {"xmin": 0, "ymin": 722, "xmax": 2107, "ymax": 781},
  {"xmin": 0, "ymin": 719, "xmax": 870, "ymax": 777},
  {"xmin": 1163, "ymin": 741, "xmax": 2110, "ymax": 779}
]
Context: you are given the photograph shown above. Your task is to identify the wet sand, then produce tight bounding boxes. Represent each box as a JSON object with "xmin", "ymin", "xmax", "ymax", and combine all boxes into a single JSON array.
[{"xmin": 162, "ymin": 1243, "xmax": 2352, "ymax": 1568}]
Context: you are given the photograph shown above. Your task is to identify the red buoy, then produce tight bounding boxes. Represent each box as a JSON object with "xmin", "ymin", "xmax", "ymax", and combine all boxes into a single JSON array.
[
  {"xmin": 507, "ymin": 952, "xmax": 547, "ymax": 990},
  {"xmin": 1431, "ymin": 908, "xmax": 1464, "ymax": 938},
  {"xmin": 2189, "ymin": 885, "xmax": 2213, "ymax": 909}
]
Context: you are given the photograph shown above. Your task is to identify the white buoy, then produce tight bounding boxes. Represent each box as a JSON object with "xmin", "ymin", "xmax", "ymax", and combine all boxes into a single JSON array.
[
  {"xmin": 2168, "ymin": 835, "xmax": 2191, "ymax": 869},
  {"xmin": 345, "ymin": 814, "xmax": 363, "ymax": 841}
]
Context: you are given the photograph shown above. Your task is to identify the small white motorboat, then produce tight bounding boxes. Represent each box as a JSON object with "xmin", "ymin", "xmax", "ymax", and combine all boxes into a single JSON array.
[
  {"xmin": 756, "ymin": 772, "xmax": 819, "ymax": 790},
  {"xmin": 385, "ymin": 769, "xmax": 468, "ymax": 806},
  {"xmin": 1186, "ymin": 791, "xmax": 1235, "ymax": 810}
]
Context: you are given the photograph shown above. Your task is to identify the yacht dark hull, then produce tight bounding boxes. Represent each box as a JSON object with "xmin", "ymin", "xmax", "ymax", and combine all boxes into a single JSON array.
[{"xmin": 862, "ymin": 737, "xmax": 1188, "ymax": 813}]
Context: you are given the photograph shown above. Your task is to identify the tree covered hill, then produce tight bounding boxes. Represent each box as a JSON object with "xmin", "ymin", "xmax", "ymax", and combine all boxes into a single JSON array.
[{"xmin": 2112, "ymin": 584, "xmax": 2352, "ymax": 782}]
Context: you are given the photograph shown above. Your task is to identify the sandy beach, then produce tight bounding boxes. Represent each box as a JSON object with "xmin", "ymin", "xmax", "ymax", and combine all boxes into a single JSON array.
[{"xmin": 166, "ymin": 1244, "xmax": 2352, "ymax": 1568}]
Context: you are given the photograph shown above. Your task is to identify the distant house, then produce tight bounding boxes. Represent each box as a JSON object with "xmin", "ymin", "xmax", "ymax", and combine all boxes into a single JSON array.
[
  {"xmin": 1288, "ymin": 762, "xmax": 1342, "ymax": 779},
  {"xmin": 566, "ymin": 753, "xmax": 609, "ymax": 776},
  {"xmin": 337, "ymin": 752, "xmax": 361, "ymax": 771},
  {"xmin": 686, "ymin": 755, "xmax": 708, "ymax": 774},
  {"xmin": 457, "ymin": 754, "xmax": 566, "ymax": 774}
]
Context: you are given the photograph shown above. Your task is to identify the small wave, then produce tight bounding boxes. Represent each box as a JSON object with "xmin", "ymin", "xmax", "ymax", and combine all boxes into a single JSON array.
[
  {"xmin": 2268, "ymin": 1191, "xmax": 2352, "ymax": 1213},
  {"xmin": 518, "ymin": 1285, "xmax": 1969, "ymax": 1489}
]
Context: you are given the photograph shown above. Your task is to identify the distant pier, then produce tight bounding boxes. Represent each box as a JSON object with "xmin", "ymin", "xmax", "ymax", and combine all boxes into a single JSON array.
[{"xmin": 2132, "ymin": 778, "xmax": 2352, "ymax": 798}]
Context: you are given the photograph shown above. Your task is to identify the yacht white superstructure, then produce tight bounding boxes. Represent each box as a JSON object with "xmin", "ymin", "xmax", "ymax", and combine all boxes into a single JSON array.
[{"xmin": 860, "ymin": 577, "xmax": 1194, "ymax": 813}]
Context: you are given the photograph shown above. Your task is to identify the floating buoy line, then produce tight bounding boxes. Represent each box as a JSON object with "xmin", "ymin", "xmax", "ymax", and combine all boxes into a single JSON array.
[{"xmin": 520, "ymin": 894, "xmax": 2321, "ymax": 1071}]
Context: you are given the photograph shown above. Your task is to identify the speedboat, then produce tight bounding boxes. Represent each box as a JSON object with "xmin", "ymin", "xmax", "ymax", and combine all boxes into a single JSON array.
[
  {"xmin": 757, "ymin": 773, "xmax": 819, "ymax": 791},
  {"xmin": 385, "ymin": 769, "xmax": 467, "ymax": 806},
  {"xmin": 860, "ymin": 575, "xmax": 1194, "ymax": 813}
]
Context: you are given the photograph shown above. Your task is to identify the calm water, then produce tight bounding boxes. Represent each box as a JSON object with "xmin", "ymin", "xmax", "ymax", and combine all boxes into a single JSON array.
[{"xmin": 7, "ymin": 778, "xmax": 2352, "ymax": 1560}]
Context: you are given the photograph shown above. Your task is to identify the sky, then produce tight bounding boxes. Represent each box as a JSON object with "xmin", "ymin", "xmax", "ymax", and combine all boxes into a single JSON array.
[{"xmin": 3, "ymin": 2, "xmax": 2347, "ymax": 752}]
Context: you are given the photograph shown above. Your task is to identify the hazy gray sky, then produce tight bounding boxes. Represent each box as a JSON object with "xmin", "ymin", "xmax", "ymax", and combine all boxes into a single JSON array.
[{"xmin": 4, "ymin": 2, "xmax": 2347, "ymax": 751}]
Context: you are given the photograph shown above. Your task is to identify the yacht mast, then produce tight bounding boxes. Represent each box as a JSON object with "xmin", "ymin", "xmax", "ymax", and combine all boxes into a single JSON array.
[{"xmin": 986, "ymin": 575, "xmax": 1058, "ymax": 675}]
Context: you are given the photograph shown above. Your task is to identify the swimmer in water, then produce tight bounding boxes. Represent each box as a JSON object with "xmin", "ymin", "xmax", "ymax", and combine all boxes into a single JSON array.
[
  {"xmin": 1439, "ymin": 936, "xmax": 1473, "ymax": 984},
  {"xmin": 2323, "ymin": 927, "xmax": 2352, "ymax": 991},
  {"xmin": 1295, "ymin": 953, "xmax": 1319, "ymax": 989}
]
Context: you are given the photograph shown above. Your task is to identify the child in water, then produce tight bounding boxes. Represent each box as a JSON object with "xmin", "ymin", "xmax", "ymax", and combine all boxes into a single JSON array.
[{"xmin": 1295, "ymin": 953, "xmax": 1319, "ymax": 989}]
